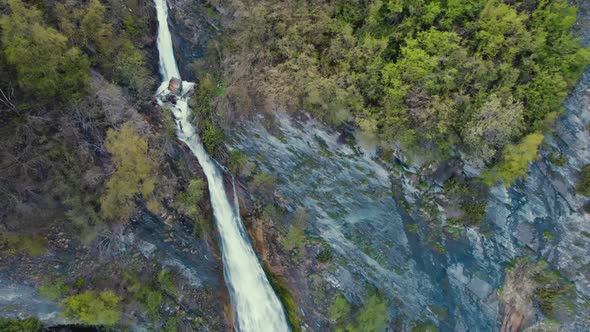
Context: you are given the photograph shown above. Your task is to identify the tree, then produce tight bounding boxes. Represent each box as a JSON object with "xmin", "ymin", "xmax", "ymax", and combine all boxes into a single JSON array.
[
  {"xmin": 0, "ymin": 0, "xmax": 89, "ymax": 99},
  {"xmin": 101, "ymin": 123, "xmax": 157, "ymax": 221},
  {"xmin": 61, "ymin": 291, "xmax": 120, "ymax": 326},
  {"xmin": 484, "ymin": 133, "xmax": 544, "ymax": 185},
  {"xmin": 81, "ymin": 0, "xmax": 113, "ymax": 59},
  {"xmin": 0, "ymin": 318, "xmax": 42, "ymax": 332},
  {"xmin": 463, "ymin": 95, "xmax": 524, "ymax": 162}
]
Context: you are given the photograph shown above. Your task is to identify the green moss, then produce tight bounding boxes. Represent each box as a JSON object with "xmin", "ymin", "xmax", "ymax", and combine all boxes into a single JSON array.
[{"xmin": 263, "ymin": 267, "xmax": 301, "ymax": 332}]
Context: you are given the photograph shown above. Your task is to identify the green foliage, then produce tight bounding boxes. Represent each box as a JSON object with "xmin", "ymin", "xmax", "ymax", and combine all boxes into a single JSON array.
[
  {"xmin": 504, "ymin": 257, "xmax": 576, "ymax": 319},
  {"xmin": 543, "ymin": 230, "xmax": 555, "ymax": 242},
  {"xmin": 411, "ymin": 320, "xmax": 441, "ymax": 332},
  {"xmin": 228, "ymin": 149, "xmax": 254, "ymax": 176},
  {"xmin": 345, "ymin": 293, "xmax": 388, "ymax": 332},
  {"xmin": 101, "ymin": 123, "xmax": 157, "ymax": 221},
  {"xmin": 0, "ymin": 318, "xmax": 42, "ymax": 332},
  {"xmin": 0, "ymin": 0, "xmax": 89, "ymax": 99},
  {"xmin": 61, "ymin": 290, "xmax": 120, "ymax": 326},
  {"xmin": 163, "ymin": 315, "xmax": 179, "ymax": 332},
  {"xmin": 548, "ymin": 151, "xmax": 567, "ymax": 167},
  {"xmin": 575, "ymin": 164, "xmax": 590, "ymax": 196},
  {"xmin": 406, "ymin": 223, "xmax": 420, "ymax": 235},
  {"xmin": 250, "ymin": 170, "xmax": 277, "ymax": 195},
  {"xmin": 0, "ymin": 233, "xmax": 46, "ymax": 256},
  {"xmin": 174, "ymin": 179, "xmax": 207, "ymax": 234},
  {"xmin": 316, "ymin": 242, "xmax": 333, "ymax": 263},
  {"xmin": 158, "ymin": 268, "xmax": 177, "ymax": 295},
  {"xmin": 485, "ymin": 133, "xmax": 544, "ymax": 185},
  {"xmin": 200, "ymin": 120, "xmax": 224, "ymax": 154},
  {"xmin": 329, "ymin": 295, "xmax": 352, "ymax": 323},
  {"xmin": 460, "ymin": 199, "xmax": 487, "ymax": 226},
  {"xmin": 282, "ymin": 208, "xmax": 308, "ymax": 251},
  {"xmin": 190, "ymin": 73, "xmax": 226, "ymax": 153},
  {"xmin": 39, "ymin": 279, "xmax": 69, "ymax": 301},
  {"xmin": 54, "ymin": 0, "xmax": 154, "ymax": 97},
  {"xmin": 221, "ymin": 0, "xmax": 589, "ymax": 175},
  {"xmin": 263, "ymin": 267, "xmax": 302, "ymax": 332}
]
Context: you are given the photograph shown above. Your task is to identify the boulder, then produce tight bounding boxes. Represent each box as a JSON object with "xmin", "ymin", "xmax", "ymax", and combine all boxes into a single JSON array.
[{"xmin": 168, "ymin": 77, "xmax": 182, "ymax": 95}]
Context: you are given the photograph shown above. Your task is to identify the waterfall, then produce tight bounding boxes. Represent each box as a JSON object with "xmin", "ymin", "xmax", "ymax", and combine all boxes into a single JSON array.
[{"xmin": 152, "ymin": 1, "xmax": 290, "ymax": 331}]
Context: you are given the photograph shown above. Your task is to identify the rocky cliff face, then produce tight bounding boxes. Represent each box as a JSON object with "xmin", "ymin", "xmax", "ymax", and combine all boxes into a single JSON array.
[
  {"xmin": 164, "ymin": 0, "xmax": 590, "ymax": 330},
  {"xmin": 223, "ymin": 19, "xmax": 590, "ymax": 332}
]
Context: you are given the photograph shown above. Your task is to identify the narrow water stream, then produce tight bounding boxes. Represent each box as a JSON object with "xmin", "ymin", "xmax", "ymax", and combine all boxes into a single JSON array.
[{"xmin": 153, "ymin": 1, "xmax": 290, "ymax": 330}]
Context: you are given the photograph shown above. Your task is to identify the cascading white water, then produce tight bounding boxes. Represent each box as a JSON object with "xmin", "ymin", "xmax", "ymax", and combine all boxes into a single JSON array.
[{"xmin": 153, "ymin": 1, "xmax": 290, "ymax": 331}]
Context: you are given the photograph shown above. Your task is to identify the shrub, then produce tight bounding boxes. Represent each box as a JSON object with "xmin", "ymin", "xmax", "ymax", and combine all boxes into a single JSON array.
[
  {"xmin": 282, "ymin": 208, "xmax": 308, "ymax": 251},
  {"xmin": 406, "ymin": 223, "xmax": 420, "ymax": 235},
  {"xmin": 61, "ymin": 290, "xmax": 120, "ymax": 326},
  {"xmin": 0, "ymin": 318, "xmax": 42, "ymax": 332},
  {"xmin": 200, "ymin": 120, "xmax": 224, "ymax": 154},
  {"xmin": 346, "ymin": 293, "xmax": 388, "ymax": 332},
  {"xmin": 39, "ymin": 279, "xmax": 69, "ymax": 301},
  {"xmin": 485, "ymin": 133, "xmax": 544, "ymax": 186},
  {"xmin": 228, "ymin": 149, "xmax": 253, "ymax": 176},
  {"xmin": 329, "ymin": 295, "xmax": 352, "ymax": 323},
  {"xmin": 575, "ymin": 164, "xmax": 590, "ymax": 196},
  {"xmin": 101, "ymin": 123, "xmax": 157, "ymax": 221},
  {"xmin": 460, "ymin": 199, "xmax": 487, "ymax": 226},
  {"xmin": 548, "ymin": 152, "xmax": 567, "ymax": 167},
  {"xmin": 316, "ymin": 243, "xmax": 333, "ymax": 263},
  {"xmin": 0, "ymin": 234, "xmax": 45, "ymax": 256},
  {"xmin": 250, "ymin": 170, "xmax": 277, "ymax": 195}
]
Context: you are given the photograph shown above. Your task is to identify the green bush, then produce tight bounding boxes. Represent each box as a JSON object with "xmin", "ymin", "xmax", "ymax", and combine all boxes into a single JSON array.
[
  {"xmin": 0, "ymin": 234, "xmax": 45, "ymax": 256},
  {"xmin": 329, "ymin": 295, "xmax": 352, "ymax": 323},
  {"xmin": 200, "ymin": 120, "xmax": 224, "ymax": 154},
  {"xmin": 460, "ymin": 199, "xmax": 487, "ymax": 226},
  {"xmin": 228, "ymin": 150, "xmax": 254, "ymax": 176},
  {"xmin": 346, "ymin": 293, "xmax": 388, "ymax": 332},
  {"xmin": 61, "ymin": 290, "xmax": 120, "ymax": 325},
  {"xmin": 282, "ymin": 208, "xmax": 308, "ymax": 251},
  {"xmin": 101, "ymin": 123, "xmax": 157, "ymax": 221},
  {"xmin": 576, "ymin": 164, "xmax": 590, "ymax": 196},
  {"xmin": 174, "ymin": 179, "xmax": 207, "ymax": 234},
  {"xmin": 250, "ymin": 170, "xmax": 277, "ymax": 195},
  {"xmin": 316, "ymin": 243, "xmax": 333, "ymax": 263},
  {"xmin": 39, "ymin": 279, "xmax": 69, "ymax": 301},
  {"xmin": 485, "ymin": 133, "xmax": 544, "ymax": 186},
  {"xmin": 548, "ymin": 152, "xmax": 567, "ymax": 167},
  {"xmin": 0, "ymin": 318, "xmax": 42, "ymax": 332}
]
